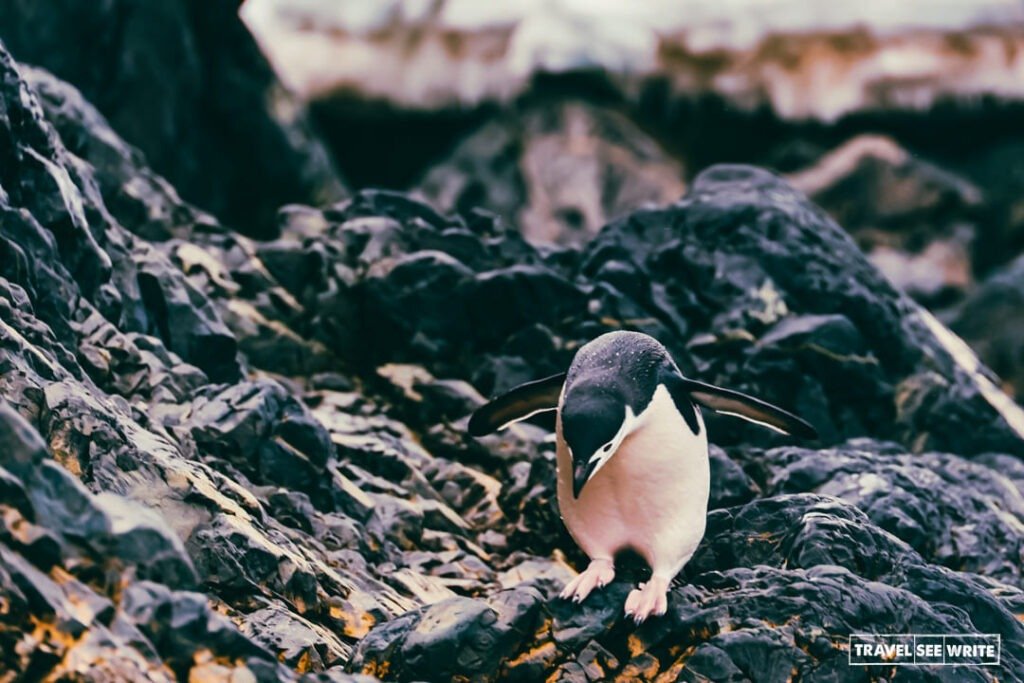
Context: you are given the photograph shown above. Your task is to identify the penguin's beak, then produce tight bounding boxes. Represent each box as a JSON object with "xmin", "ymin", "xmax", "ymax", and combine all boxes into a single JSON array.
[{"xmin": 572, "ymin": 459, "xmax": 598, "ymax": 498}]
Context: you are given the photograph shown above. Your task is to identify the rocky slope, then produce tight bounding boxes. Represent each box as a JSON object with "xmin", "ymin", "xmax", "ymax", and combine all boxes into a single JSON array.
[
  {"xmin": 0, "ymin": 0, "xmax": 347, "ymax": 238},
  {"xmin": 2, "ymin": 22, "xmax": 1024, "ymax": 683}
]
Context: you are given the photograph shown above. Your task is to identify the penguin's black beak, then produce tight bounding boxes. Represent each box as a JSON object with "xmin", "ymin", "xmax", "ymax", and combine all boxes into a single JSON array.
[{"xmin": 572, "ymin": 459, "xmax": 598, "ymax": 498}]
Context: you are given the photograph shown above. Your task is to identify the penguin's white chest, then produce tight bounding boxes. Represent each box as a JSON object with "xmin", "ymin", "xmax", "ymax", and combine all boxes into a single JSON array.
[{"xmin": 555, "ymin": 385, "xmax": 711, "ymax": 577}]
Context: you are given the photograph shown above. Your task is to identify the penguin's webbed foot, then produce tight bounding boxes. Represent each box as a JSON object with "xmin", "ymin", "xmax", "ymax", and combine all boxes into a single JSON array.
[
  {"xmin": 559, "ymin": 558, "xmax": 615, "ymax": 603},
  {"xmin": 624, "ymin": 575, "xmax": 669, "ymax": 624}
]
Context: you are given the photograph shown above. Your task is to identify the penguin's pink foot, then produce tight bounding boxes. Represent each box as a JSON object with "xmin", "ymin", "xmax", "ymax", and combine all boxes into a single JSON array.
[
  {"xmin": 559, "ymin": 558, "xmax": 615, "ymax": 603},
  {"xmin": 624, "ymin": 575, "xmax": 670, "ymax": 624}
]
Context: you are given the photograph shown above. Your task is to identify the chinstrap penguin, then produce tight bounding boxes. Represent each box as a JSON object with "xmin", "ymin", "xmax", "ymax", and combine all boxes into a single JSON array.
[{"xmin": 468, "ymin": 330, "xmax": 817, "ymax": 623}]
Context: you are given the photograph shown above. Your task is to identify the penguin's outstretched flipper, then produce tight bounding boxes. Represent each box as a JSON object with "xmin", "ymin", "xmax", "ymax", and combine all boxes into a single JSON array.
[
  {"xmin": 663, "ymin": 373, "xmax": 817, "ymax": 439},
  {"xmin": 468, "ymin": 373, "xmax": 567, "ymax": 436}
]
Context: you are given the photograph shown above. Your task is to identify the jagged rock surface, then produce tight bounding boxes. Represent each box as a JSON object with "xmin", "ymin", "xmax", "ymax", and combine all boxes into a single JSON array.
[
  {"xmin": 0, "ymin": 0, "xmax": 347, "ymax": 237},
  {"xmin": 1, "ymin": 32, "xmax": 1023, "ymax": 683}
]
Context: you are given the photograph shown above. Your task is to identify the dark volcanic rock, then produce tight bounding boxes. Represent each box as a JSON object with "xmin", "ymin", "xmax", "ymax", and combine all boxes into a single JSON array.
[
  {"xmin": 319, "ymin": 170, "xmax": 1023, "ymax": 678},
  {"xmin": 351, "ymin": 589, "xmax": 544, "ymax": 681},
  {"xmin": 184, "ymin": 379, "xmax": 335, "ymax": 501},
  {"xmin": 0, "ymin": 40, "xmax": 401, "ymax": 680},
  {"xmin": 299, "ymin": 163, "xmax": 1024, "ymax": 455},
  {"xmin": 589, "ymin": 164, "xmax": 1024, "ymax": 457},
  {"xmin": 0, "ymin": 0, "xmax": 346, "ymax": 236},
  {"xmin": 2, "ymin": 22, "xmax": 1024, "ymax": 683},
  {"xmin": 0, "ymin": 399, "xmax": 282, "ymax": 679}
]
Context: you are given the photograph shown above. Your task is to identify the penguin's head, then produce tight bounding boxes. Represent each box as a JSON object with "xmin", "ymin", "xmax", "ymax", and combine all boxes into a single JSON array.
[{"xmin": 561, "ymin": 389, "xmax": 638, "ymax": 498}]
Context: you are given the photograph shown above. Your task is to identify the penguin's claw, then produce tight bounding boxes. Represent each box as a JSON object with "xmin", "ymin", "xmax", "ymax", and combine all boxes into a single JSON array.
[
  {"xmin": 623, "ymin": 577, "xmax": 670, "ymax": 624},
  {"xmin": 559, "ymin": 559, "xmax": 615, "ymax": 603}
]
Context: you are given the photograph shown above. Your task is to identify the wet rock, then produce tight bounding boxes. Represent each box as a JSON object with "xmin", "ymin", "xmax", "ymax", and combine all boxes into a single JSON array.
[
  {"xmin": 0, "ymin": 41, "xmax": 408, "ymax": 681},
  {"xmin": 333, "ymin": 167, "xmax": 1024, "ymax": 679},
  {"xmin": 23, "ymin": 65, "xmax": 216, "ymax": 243},
  {"xmin": 707, "ymin": 445, "xmax": 759, "ymax": 509},
  {"xmin": 497, "ymin": 559, "xmax": 576, "ymax": 597},
  {"xmin": 1, "ymin": 401, "xmax": 197, "ymax": 589},
  {"xmin": 575, "ymin": 640, "xmax": 620, "ymax": 680},
  {"xmin": 0, "ymin": 407, "xmax": 204, "ymax": 678},
  {"xmin": 303, "ymin": 671, "xmax": 380, "ymax": 683},
  {"xmin": 963, "ymin": 138, "xmax": 1024, "ymax": 273},
  {"xmin": 588, "ymin": 164, "xmax": 1024, "ymax": 455},
  {"xmin": 240, "ymin": 602, "xmax": 352, "ymax": 672},
  {"xmin": 135, "ymin": 246, "xmax": 243, "ymax": 382},
  {"xmin": 0, "ymin": 544, "xmax": 174, "ymax": 680},
  {"xmin": 359, "ymin": 496, "xmax": 1024, "ymax": 680},
  {"xmin": 376, "ymin": 363, "xmax": 486, "ymax": 428}
]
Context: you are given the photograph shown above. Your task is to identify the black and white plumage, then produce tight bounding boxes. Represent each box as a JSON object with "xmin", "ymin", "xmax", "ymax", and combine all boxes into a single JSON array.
[{"xmin": 468, "ymin": 330, "xmax": 816, "ymax": 622}]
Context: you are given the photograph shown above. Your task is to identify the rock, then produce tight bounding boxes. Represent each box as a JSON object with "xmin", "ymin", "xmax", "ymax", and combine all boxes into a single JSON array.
[
  {"xmin": 497, "ymin": 559, "xmax": 576, "ymax": 596},
  {"xmin": 1, "ymin": 401, "xmax": 197, "ymax": 589},
  {"xmin": 184, "ymin": 380, "xmax": 334, "ymax": 500},
  {"xmin": 786, "ymin": 134, "xmax": 981, "ymax": 306},
  {"xmin": 707, "ymin": 444, "xmax": 759, "ymax": 509},
  {"xmin": 120, "ymin": 581, "xmax": 285, "ymax": 678},
  {"xmin": 358, "ymin": 495, "xmax": 1024, "ymax": 680},
  {"xmin": 418, "ymin": 101, "xmax": 685, "ymax": 245},
  {"xmin": 0, "ymin": 544, "xmax": 175, "ymax": 681},
  {"xmin": 239, "ymin": 602, "xmax": 352, "ymax": 672},
  {"xmin": 586, "ymin": 164, "xmax": 1024, "ymax": 456},
  {"xmin": 962, "ymin": 138, "xmax": 1024, "ymax": 274},
  {"xmin": 22, "ymin": 65, "xmax": 216, "ymax": 243},
  {"xmin": 303, "ymin": 671, "xmax": 380, "ymax": 683},
  {"xmin": 0, "ymin": 399, "xmax": 49, "ymax": 476},
  {"xmin": 0, "ymin": 40, "xmax": 412, "ymax": 681},
  {"xmin": 330, "ymin": 167, "xmax": 1024, "ymax": 678},
  {"xmin": 0, "ymin": 0, "xmax": 347, "ymax": 237},
  {"xmin": 349, "ymin": 589, "xmax": 543, "ymax": 681},
  {"xmin": 135, "ymin": 246, "xmax": 243, "ymax": 382},
  {"xmin": 734, "ymin": 440, "xmax": 1024, "ymax": 587},
  {"xmin": 0, "ymin": 406, "xmax": 203, "ymax": 678},
  {"xmin": 951, "ymin": 253, "xmax": 1024, "ymax": 401}
]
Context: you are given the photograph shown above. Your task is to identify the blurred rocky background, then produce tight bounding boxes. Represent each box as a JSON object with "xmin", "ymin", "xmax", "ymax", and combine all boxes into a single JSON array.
[
  {"xmin": 1, "ymin": 1, "xmax": 1024, "ymax": 681},
  {"xmin": 243, "ymin": 0, "xmax": 1024, "ymax": 401}
]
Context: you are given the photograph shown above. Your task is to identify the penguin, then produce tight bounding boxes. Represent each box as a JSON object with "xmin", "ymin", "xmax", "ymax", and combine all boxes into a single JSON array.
[{"xmin": 468, "ymin": 330, "xmax": 816, "ymax": 623}]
